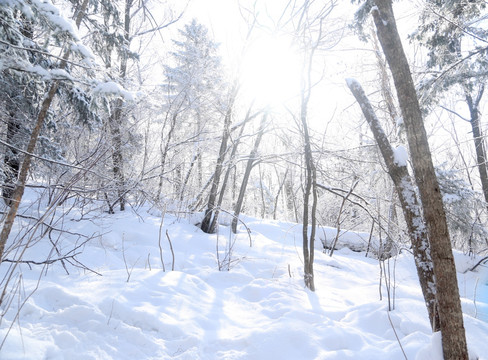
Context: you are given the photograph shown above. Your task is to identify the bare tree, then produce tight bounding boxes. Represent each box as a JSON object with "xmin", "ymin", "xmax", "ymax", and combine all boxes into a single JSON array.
[
  {"xmin": 232, "ymin": 114, "xmax": 268, "ymax": 233},
  {"xmin": 346, "ymin": 79, "xmax": 440, "ymax": 330},
  {"xmin": 200, "ymin": 87, "xmax": 236, "ymax": 234},
  {"xmin": 370, "ymin": 1, "xmax": 468, "ymax": 358}
]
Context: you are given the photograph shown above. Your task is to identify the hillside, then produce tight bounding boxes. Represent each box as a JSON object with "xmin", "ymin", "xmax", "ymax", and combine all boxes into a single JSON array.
[{"xmin": 0, "ymin": 203, "xmax": 487, "ymax": 359}]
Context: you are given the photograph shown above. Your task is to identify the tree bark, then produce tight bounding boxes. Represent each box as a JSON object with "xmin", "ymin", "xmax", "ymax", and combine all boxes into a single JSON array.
[
  {"xmin": 346, "ymin": 79, "xmax": 440, "ymax": 331},
  {"xmin": 200, "ymin": 93, "xmax": 234, "ymax": 234},
  {"xmin": 212, "ymin": 108, "xmax": 251, "ymax": 227},
  {"xmin": 371, "ymin": 1, "xmax": 468, "ymax": 358},
  {"xmin": 2, "ymin": 108, "xmax": 21, "ymax": 206}
]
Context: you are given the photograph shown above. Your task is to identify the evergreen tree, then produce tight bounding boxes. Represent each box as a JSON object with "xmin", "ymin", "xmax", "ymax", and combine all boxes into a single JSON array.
[
  {"xmin": 159, "ymin": 19, "xmax": 224, "ymax": 203},
  {"xmin": 414, "ymin": 1, "xmax": 488, "ymax": 210}
]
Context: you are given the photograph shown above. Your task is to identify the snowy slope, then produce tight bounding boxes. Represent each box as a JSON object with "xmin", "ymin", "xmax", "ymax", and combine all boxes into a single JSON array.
[{"xmin": 0, "ymin": 204, "xmax": 487, "ymax": 360}]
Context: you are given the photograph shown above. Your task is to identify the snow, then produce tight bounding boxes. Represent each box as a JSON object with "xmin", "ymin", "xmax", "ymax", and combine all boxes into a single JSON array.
[
  {"xmin": 71, "ymin": 43, "xmax": 96, "ymax": 67},
  {"xmin": 31, "ymin": 0, "xmax": 79, "ymax": 40},
  {"xmin": 345, "ymin": 77, "xmax": 359, "ymax": 89},
  {"xmin": 1, "ymin": 192, "xmax": 487, "ymax": 359},
  {"xmin": 393, "ymin": 145, "xmax": 409, "ymax": 167},
  {"xmin": 93, "ymin": 81, "xmax": 135, "ymax": 101}
]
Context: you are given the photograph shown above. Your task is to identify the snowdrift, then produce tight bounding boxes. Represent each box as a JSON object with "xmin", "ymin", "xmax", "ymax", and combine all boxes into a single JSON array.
[{"xmin": 0, "ymin": 202, "xmax": 487, "ymax": 359}]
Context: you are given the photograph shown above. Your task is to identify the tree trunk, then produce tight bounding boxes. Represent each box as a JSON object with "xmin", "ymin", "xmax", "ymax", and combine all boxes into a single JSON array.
[
  {"xmin": 157, "ymin": 111, "xmax": 178, "ymax": 202},
  {"xmin": 2, "ymin": 108, "xmax": 21, "ymax": 206},
  {"xmin": 346, "ymin": 79, "xmax": 440, "ymax": 331},
  {"xmin": 372, "ymin": 1, "xmax": 468, "ymax": 358},
  {"xmin": 107, "ymin": 0, "xmax": 134, "ymax": 211},
  {"xmin": 300, "ymin": 94, "xmax": 317, "ymax": 292},
  {"xmin": 200, "ymin": 94, "xmax": 234, "ymax": 234},
  {"xmin": 273, "ymin": 167, "xmax": 288, "ymax": 220},
  {"xmin": 0, "ymin": 0, "xmax": 89, "ymax": 263},
  {"xmin": 108, "ymin": 99, "xmax": 126, "ymax": 211},
  {"xmin": 465, "ymin": 86, "xmax": 488, "ymax": 207},
  {"xmin": 231, "ymin": 114, "xmax": 267, "ymax": 233},
  {"xmin": 213, "ymin": 108, "xmax": 252, "ymax": 227},
  {"xmin": 2, "ymin": 17, "xmax": 34, "ymax": 206}
]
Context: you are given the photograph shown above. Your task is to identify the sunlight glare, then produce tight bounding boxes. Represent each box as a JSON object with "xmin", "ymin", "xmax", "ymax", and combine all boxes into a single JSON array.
[{"xmin": 240, "ymin": 34, "xmax": 302, "ymax": 107}]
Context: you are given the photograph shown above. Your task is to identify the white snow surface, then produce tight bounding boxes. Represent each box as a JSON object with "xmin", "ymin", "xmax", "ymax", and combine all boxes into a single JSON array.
[
  {"xmin": 393, "ymin": 145, "xmax": 409, "ymax": 167},
  {"xmin": 93, "ymin": 81, "xmax": 135, "ymax": 101},
  {"xmin": 1, "ymin": 196, "xmax": 487, "ymax": 359}
]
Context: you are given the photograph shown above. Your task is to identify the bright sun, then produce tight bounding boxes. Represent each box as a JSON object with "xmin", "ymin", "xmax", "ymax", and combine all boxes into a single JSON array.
[{"xmin": 240, "ymin": 34, "xmax": 302, "ymax": 108}]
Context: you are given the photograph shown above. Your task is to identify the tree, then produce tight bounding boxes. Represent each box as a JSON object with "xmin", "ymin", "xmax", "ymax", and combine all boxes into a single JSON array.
[
  {"xmin": 368, "ymin": 1, "xmax": 468, "ymax": 358},
  {"xmin": 0, "ymin": 0, "xmax": 94, "ymax": 262},
  {"xmin": 346, "ymin": 79, "xmax": 440, "ymax": 330},
  {"xmin": 159, "ymin": 19, "xmax": 223, "ymax": 204},
  {"xmin": 0, "ymin": 12, "xmax": 37, "ymax": 206},
  {"xmin": 200, "ymin": 86, "xmax": 236, "ymax": 234},
  {"xmin": 291, "ymin": 0, "xmax": 338, "ymax": 291},
  {"xmin": 232, "ymin": 114, "xmax": 268, "ymax": 233},
  {"xmin": 415, "ymin": 1, "xmax": 488, "ymax": 208}
]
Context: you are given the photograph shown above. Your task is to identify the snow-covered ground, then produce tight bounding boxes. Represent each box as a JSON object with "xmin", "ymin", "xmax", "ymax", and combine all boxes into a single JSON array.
[{"xmin": 0, "ymin": 200, "xmax": 487, "ymax": 359}]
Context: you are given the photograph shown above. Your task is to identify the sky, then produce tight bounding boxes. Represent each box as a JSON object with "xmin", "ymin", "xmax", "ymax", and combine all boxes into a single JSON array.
[
  {"xmin": 181, "ymin": 0, "xmax": 362, "ymax": 132},
  {"xmin": 162, "ymin": 0, "xmax": 465, "ymax": 151}
]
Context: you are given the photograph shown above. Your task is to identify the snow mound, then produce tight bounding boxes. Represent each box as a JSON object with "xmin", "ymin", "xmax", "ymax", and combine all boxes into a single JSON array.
[{"xmin": 1, "ymin": 204, "xmax": 487, "ymax": 359}]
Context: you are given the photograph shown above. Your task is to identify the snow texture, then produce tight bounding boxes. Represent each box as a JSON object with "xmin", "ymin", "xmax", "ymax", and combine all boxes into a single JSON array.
[
  {"xmin": 0, "ymin": 190, "xmax": 487, "ymax": 359},
  {"xmin": 393, "ymin": 145, "xmax": 408, "ymax": 167},
  {"xmin": 93, "ymin": 81, "xmax": 135, "ymax": 101}
]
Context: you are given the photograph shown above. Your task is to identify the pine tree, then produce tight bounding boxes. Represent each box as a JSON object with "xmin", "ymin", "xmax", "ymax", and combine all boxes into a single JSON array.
[
  {"xmin": 0, "ymin": 0, "xmax": 116, "ymax": 262},
  {"xmin": 159, "ymin": 19, "xmax": 224, "ymax": 204}
]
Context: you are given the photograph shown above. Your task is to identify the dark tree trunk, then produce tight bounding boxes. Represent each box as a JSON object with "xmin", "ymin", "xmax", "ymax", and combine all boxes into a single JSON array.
[
  {"xmin": 347, "ymin": 79, "xmax": 440, "ymax": 331},
  {"xmin": 231, "ymin": 114, "xmax": 267, "ymax": 233},
  {"xmin": 301, "ymin": 96, "xmax": 317, "ymax": 292},
  {"xmin": 2, "ymin": 16, "xmax": 34, "ymax": 206},
  {"xmin": 372, "ymin": 1, "xmax": 468, "ymax": 358},
  {"xmin": 200, "ymin": 97, "xmax": 234, "ymax": 234},
  {"xmin": 213, "ymin": 108, "xmax": 252, "ymax": 227},
  {"xmin": 2, "ymin": 109, "xmax": 21, "ymax": 206}
]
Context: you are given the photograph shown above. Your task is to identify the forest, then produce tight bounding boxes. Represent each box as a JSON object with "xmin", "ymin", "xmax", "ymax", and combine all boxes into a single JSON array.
[{"xmin": 1, "ymin": 0, "xmax": 488, "ymax": 359}]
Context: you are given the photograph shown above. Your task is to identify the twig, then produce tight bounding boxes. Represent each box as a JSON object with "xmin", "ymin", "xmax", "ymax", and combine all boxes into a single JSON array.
[
  {"xmin": 365, "ymin": 220, "xmax": 375, "ymax": 257},
  {"xmin": 474, "ymin": 278, "xmax": 479, "ymax": 318},
  {"xmin": 158, "ymin": 217, "xmax": 166, "ymax": 272},
  {"xmin": 211, "ymin": 207, "xmax": 253, "ymax": 247},
  {"xmin": 165, "ymin": 230, "xmax": 175, "ymax": 271},
  {"xmin": 387, "ymin": 310, "xmax": 408, "ymax": 360},
  {"xmin": 2, "ymin": 254, "xmax": 80, "ymax": 266},
  {"xmin": 467, "ymin": 255, "xmax": 488, "ymax": 272}
]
